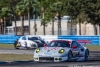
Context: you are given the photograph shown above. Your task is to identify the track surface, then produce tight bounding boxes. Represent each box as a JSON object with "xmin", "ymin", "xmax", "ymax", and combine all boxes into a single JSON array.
[
  {"xmin": 0, "ymin": 49, "xmax": 34, "ymax": 54},
  {"xmin": 0, "ymin": 61, "xmax": 100, "ymax": 67},
  {"xmin": 0, "ymin": 48, "xmax": 100, "ymax": 54},
  {"xmin": 0, "ymin": 48, "xmax": 100, "ymax": 67}
]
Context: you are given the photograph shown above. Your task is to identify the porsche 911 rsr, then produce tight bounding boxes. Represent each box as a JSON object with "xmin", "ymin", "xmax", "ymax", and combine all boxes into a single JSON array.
[
  {"xmin": 14, "ymin": 35, "xmax": 46, "ymax": 49},
  {"xmin": 34, "ymin": 39, "xmax": 89, "ymax": 62}
]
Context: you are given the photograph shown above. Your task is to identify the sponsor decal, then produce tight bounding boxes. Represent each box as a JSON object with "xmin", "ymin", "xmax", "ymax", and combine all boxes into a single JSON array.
[
  {"xmin": 77, "ymin": 40, "xmax": 91, "ymax": 44},
  {"xmin": 53, "ymin": 47, "xmax": 59, "ymax": 50}
]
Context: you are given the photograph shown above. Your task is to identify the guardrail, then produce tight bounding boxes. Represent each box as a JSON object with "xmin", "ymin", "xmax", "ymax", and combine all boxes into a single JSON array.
[
  {"xmin": 0, "ymin": 35, "xmax": 100, "ymax": 45},
  {"xmin": 0, "ymin": 35, "xmax": 21, "ymax": 44},
  {"xmin": 58, "ymin": 35, "xmax": 100, "ymax": 45}
]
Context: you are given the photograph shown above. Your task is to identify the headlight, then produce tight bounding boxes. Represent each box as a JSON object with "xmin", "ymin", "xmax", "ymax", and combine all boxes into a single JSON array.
[
  {"xmin": 36, "ymin": 48, "xmax": 40, "ymax": 53},
  {"xmin": 59, "ymin": 49, "xmax": 65, "ymax": 53}
]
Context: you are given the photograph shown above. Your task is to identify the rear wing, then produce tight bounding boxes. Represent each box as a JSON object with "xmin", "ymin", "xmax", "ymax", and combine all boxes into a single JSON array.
[{"xmin": 76, "ymin": 40, "xmax": 91, "ymax": 46}]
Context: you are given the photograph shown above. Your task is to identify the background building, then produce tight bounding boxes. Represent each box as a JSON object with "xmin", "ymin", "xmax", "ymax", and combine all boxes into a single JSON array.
[{"xmin": 6, "ymin": 16, "xmax": 99, "ymax": 35}]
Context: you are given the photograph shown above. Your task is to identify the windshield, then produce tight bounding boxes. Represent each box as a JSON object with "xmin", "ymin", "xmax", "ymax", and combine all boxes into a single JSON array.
[
  {"xmin": 28, "ymin": 37, "xmax": 38, "ymax": 41},
  {"xmin": 46, "ymin": 41, "xmax": 70, "ymax": 47}
]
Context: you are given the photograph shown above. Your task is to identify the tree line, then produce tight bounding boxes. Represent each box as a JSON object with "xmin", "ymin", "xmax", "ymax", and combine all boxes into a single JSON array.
[{"xmin": 0, "ymin": 0, "xmax": 100, "ymax": 35}]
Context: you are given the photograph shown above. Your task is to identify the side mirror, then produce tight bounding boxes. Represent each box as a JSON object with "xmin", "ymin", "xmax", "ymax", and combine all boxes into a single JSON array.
[
  {"xmin": 72, "ymin": 45, "xmax": 77, "ymax": 49},
  {"xmin": 43, "ymin": 44, "xmax": 46, "ymax": 47}
]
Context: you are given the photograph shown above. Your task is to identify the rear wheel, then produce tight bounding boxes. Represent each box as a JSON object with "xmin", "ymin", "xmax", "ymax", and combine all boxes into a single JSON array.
[
  {"xmin": 24, "ymin": 42, "xmax": 28, "ymax": 49},
  {"xmin": 84, "ymin": 49, "xmax": 89, "ymax": 61}
]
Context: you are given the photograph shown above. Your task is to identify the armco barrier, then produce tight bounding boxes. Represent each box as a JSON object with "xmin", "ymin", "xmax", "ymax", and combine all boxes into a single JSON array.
[
  {"xmin": 58, "ymin": 35, "xmax": 100, "ymax": 45},
  {"xmin": 0, "ymin": 35, "xmax": 21, "ymax": 44},
  {"xmin": 0, "ymin": 35, "xmax": 100, "ymax": 45}
]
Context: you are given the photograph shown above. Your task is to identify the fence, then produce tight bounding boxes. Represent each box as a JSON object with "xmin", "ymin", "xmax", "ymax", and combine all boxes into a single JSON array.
[{"xmin": 0, "ymin": 35, "xmax": 100, "ymax": 45}]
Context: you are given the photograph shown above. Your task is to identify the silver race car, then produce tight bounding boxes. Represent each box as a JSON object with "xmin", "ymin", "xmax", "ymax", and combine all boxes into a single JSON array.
[
  {"xmin": 34, "ymin": 39, "xmax": 89, "ymax": 62},
  {"xmin": 14, "ymin": 35, "xmax": 46, "ymax": 49}
]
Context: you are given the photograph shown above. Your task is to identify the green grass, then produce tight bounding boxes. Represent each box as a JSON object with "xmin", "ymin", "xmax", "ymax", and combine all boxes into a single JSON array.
[
  {"xmin": 0, "ymin": 54, "xmax": 33, "ymax": 61},
  {"xmin": 0, "ymin": 44, "xmax": 14, "ymax": 49},
  {"xmin": 86, "ymin": 45, "xmax": 100, "ymax": 51}
]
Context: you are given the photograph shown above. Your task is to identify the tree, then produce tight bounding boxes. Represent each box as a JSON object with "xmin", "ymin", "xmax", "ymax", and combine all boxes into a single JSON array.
[
  {"xmin": 65, "ymin": 0, "xmax": 89, "ymax": 35},
  {"xmin": 38, "ymin": 0, "xmax": 67, "ymax": 35},
  {"xmin": 24, "ymin": 0, "xmax": 36, "ymax": 35},
  {"xmin": 9, "ymin": 0, "xmax": 20, "ymax": 35},
  {"xmin": 38, "ymin": 0, "xmax": 51, "ymax": 35},
  {"xmin": 52, "ymin": 0, "xmax": 66, "ymax": 35},
  {"xmin": 85, "ymin": 0, "xmax": 100, "ymax": 35},
  {"xmin": 40, "ymin": 0, "xmax": 55, "ymax": 35},
  {"xmin": 16, "ymin": 1, "xmax": 26, "ymax": 35},
  {"xmin": 0, "ymin": 7, "xmax": 11, "ymax": 34}
]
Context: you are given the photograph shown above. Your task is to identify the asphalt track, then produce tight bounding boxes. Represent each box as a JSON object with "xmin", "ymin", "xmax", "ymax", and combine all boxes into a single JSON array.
[
  {"xmin": 0, "ymin": 61, "xmax": 100, "ymax": 67},
  {"xmin": 0, "ymin": 49, "xmax": 100, "ymax": 67},
  {"xmin": 0, "ymin": 49, "xmax": 34, "ymax": 54}
]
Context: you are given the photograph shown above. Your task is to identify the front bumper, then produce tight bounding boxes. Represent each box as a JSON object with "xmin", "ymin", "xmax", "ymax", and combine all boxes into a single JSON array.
[{"xmin": 34, "ymin": 56, "xmax": 68, "ymax": 62}]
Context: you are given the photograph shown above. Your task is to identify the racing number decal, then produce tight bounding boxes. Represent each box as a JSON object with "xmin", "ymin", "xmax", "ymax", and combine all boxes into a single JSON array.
[
  {"xmin": 53, "ymin": 47, "xmax": 59, "ymax": 50},
  {"xmin": 44, "ymin": 47, "xmax": 49, "ymax": 50},
  {"xmin": 44, "ymin": 47, "xmax": 59, "ymax": 50}
]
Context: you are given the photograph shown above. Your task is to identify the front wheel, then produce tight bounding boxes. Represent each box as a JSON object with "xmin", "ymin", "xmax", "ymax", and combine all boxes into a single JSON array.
[
  {"xmin": 14, "ymin": 40, "xmax": 19, "ymax": 49},
  {"xmin": 14, "ymin": 43, "xmax": 19, "ymax": 49},
  {"xmin": 67, "ymin": 51, "xmax": 73, "ymax": 61},
  {"xmin": 84, "ymin": 50, "xmax": 89, "ymax": 61}
]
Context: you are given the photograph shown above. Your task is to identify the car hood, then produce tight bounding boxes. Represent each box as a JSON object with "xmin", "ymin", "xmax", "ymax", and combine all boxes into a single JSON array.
[{"xmin": 34, "ymin": 47, "xmax": 70, "ymax": 57}]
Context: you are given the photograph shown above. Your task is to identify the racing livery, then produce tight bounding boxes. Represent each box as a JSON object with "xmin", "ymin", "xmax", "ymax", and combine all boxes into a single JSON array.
[
  {"xmin": 34, "ymin": 39, "xmax": 89, "ymax": 62},
  {"xmin": 14, "ymin": 35, "xmax": 46, "ymax": 49}
]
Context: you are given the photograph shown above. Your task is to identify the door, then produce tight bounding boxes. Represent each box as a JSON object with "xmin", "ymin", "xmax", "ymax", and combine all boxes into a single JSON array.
[
  {"xmin": 76, "ymin": 41, "xmax": 85, "ymax": 57},
  {"xmin": 71, "ymin": 41, "xmax": 80, "ymax": 57}
]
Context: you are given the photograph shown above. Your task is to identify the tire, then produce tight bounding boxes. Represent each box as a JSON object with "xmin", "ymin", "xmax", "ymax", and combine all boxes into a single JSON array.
[
  {"xmin": 67, "ymin": 51, "xmax": 73, "ymax": 61},
  {"xmin": 84, "ymin": 49, "xmax": 89, "ymax": 61},
  {"xmin": 14, "ymin": 44, "xmax": 19, "ymax": 49},
  {"xmin": 14, "ymin": 41, "xmax": 19, "ymax": 49},
  {"xmin": 24, "ymin": 42, "xmax": 28, "ymax": 49}
]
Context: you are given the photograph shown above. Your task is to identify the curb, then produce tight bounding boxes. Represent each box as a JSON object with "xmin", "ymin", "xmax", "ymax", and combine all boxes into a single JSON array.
[{"xmin": 0, "ymin": 60, "xmax": 34, "ymax": 65}]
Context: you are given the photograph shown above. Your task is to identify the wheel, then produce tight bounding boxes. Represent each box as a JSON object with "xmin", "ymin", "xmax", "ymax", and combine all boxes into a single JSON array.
[
  {"xmin": 14, "ymin": 44, "xmax": 19, "ymax": 49},
  {"xmin": 67, "ymin": 51, "xmax": 73, "ymax": 61},
  {"xmin": 14, "ymin": 41, "xmax": 19, "ymax": 49},
  {"xmin": 84, "ymin": 49, "xmax": 89, "ymax": 61},
  {"xmin": 24, "ymin": 42, "xmax": 28, "ymax": 49}
]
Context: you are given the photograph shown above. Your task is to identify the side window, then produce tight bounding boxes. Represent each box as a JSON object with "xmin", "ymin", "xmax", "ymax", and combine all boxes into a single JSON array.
[
  {"xmin": 76, "ymin": 41, "xmax": 82, "ymax": 48},
  {"xmin": 63, "ymin": 41, "xmax": 70, "ymax": 47},
  {"xmin": 22, "ymin": 36, "xmax": 26, "ymax": 40},
  {"xmin": 39, "ymin": 37, "xmax": 41, "ymax": 40},
  {"xmin": 71, "ymin": 41, "xmax": 78, "ymax": 48}
]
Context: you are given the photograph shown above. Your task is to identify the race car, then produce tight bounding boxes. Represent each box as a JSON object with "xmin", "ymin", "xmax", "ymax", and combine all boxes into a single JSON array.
[
  {"xmin": 33, "ymin": 39, "xmax": 89, "ymax": 62},
  {"xmin": 14, "ymin": 35, "xmax": 46, "ymax": 49}
]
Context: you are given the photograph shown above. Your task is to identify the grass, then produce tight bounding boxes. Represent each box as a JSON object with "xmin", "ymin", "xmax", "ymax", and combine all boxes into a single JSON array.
[
  {"xmin": 0, "ymin": 54, "xmax": 33, "ymax": 61},
  {"xmin": 86, "ymin": 45, "xmax": 100, "ymax": 51},
  {"xmin": 0, "ymin": 44, "xmax": 14, "ymax": 49},
  {"xmin": 0, "ymin": 44, "xmax": 100, "ymax": 50}
]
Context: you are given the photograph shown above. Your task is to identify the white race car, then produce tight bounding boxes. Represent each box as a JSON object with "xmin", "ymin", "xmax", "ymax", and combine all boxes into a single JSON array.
[
  {"xmin": 34, "ymin": 39, "xmax": 89, "ymax": 62},
  {"xmin": 14, "ymin": 35, "xmax": 46, "ymax": 49}
]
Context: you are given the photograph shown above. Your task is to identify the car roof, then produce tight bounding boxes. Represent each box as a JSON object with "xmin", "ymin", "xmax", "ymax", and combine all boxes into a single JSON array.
[
  {"xmin": 25, "ymin": 35, "xmax": 40, "ymax": 37},
  {"xmin": 51, "ymin": 39, "xmax": 73, "ymax": 42}
]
